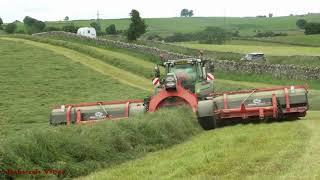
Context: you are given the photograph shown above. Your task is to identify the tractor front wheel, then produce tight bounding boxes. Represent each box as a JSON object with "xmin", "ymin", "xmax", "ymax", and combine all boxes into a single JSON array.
[{"xmin": 198, "ymin": 116, "xmax": 217, "ymax": 130}]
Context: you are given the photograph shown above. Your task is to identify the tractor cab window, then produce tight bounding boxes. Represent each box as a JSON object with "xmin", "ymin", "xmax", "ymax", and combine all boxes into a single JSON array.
[
  {"xmin": 170, "ymin": 64, "xmax": 194, "ymax": 73},
  {"xmin": 169, "ymin": 63, "xmax": 197, "ymax": 81}
]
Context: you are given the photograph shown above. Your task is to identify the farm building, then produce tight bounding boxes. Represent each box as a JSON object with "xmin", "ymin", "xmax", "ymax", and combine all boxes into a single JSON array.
[{"xmin": 77, "ymin": 27, "xmax": 96, "ymax": 38}]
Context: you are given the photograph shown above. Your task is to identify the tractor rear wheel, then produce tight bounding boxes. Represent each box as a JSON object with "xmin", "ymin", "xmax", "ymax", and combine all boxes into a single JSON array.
[{"xmin": 198, "ymin": 116, "xmax": 217, "ymax": 130}]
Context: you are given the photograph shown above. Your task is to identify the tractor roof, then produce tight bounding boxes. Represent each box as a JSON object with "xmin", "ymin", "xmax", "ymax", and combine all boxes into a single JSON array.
[
  {"xmin": 248, "ymin": 52, "xmax": 264, "ymax": 55},
  {"xmin": 164, "ymin": 58, "xmax": 201, "ymax": 66}
]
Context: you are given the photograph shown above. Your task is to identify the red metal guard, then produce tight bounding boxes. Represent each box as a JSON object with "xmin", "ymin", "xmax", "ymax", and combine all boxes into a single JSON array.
[
  {"xmin": 148, "ymin": 83, "xmax": 198, "ymax": 112},
  {"xmin": 215, "ymin": 85, "xmax": 308, "ymax": 120}
]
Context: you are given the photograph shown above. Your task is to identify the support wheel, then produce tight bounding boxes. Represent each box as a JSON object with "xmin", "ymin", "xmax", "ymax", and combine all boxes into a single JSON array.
[{"xmin": 198, "ymin": 116, "xmax": 217, "ymax": 130}]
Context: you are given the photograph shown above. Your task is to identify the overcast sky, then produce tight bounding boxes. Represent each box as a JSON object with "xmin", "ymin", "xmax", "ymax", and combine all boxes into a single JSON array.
[{"xmin": 1, "ymin": 0, "xmax": 320, "ymax": 22}]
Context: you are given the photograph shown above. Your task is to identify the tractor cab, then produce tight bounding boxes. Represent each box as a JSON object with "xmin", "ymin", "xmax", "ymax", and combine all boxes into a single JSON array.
[{"xmin": 153, "ymin": 58, "xmax": 214, "ymax": 99}]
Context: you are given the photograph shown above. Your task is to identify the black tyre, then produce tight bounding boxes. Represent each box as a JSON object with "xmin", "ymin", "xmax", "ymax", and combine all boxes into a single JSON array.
[{"xmin": 198, "ymin": 116, "xmax": 216, "ymax": 130}]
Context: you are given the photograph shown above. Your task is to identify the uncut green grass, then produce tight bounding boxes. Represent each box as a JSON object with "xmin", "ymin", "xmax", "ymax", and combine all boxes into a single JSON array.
[
  {"xmin": 0, "ymin": 107, "xmax": 201, "ymax": 179},
  {"xmin": 176, "ymin": 42, "xmax": 320, "ymax": 57},
  {"xmin": 85, "ymin": 112, "xmax": 319, "ymax": 179},
  {"xmin": 250, "ymin": 34, "xmax": 320, "ymax": 47}
]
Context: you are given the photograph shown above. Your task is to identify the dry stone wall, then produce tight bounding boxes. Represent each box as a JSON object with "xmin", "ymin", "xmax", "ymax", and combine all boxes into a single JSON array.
[{"xmin": 34, "ymin": 31, "xmax": 320, "ymax": 80}]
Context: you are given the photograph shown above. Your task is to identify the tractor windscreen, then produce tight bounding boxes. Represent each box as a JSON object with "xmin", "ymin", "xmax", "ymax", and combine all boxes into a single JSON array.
[
  {"xmin": 169, "ymin": 64, "xmax": 197, "ymax": 92},
  {"xmin": 170, "ymin": 64, "xmax": 196, "ymax": 81}
]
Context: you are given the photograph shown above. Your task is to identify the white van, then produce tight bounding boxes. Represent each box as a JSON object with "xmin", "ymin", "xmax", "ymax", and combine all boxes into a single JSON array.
[{"xmin": 77, "ymin": 27, "xmax": 96, "ymax": 38}]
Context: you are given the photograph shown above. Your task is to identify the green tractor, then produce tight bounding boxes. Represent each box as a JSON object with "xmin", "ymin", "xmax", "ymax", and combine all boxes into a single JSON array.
[
  {"xmin": 153, "ymin": 58, "xmax": 214, "ymax": 99},
  {"xmin": 147, "ymin": 58, "xmax": 218, "ymax": 129}
]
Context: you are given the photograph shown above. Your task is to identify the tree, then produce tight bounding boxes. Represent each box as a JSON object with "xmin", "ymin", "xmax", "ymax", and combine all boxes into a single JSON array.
[
  {"xmin": 304, "ymin": 22, "xmax": 320, "ymax": 35},
  {"xmin": 90, "ymin": 21, "xmax": 101, "ymax": 32},
  {"xmin": 62, "ymin": 23, "xmax": 78, "ymax": 33},
  {"xmin": 5, "ymin": 23, "xmax": 17, "ymax": 34},
  {"xmin": 180, "ymin": 9, "xmax": 189, "ymax": 17},
  {"xmin": 23, "ymin": 16, "xmax": 46, "ymax": 34},
  {"xmin": 64, "ymin": 16, "xmax": 69, "ymax": 21},
  {"xmin": 105, "ymin": 24, "xmax": 117, "ymax": 35},
  {"xmin": 198, "ymin": 26, "xmax": 230, "ymax": 44},
  {"xmin": 268, "ymin": 13, "xmax": 273, "ymax": 18},
  {"xmin": 127, "ymin": 9, "xmax": 147, "ymax": 41},
  {"xmin": 188, "ymin": 10, "xmax": 194, "ymax": 17},
  {"xmin": 296, "ymin": 19, "xmax": 307, "ymax": 29},
  {"xmin": 0, "ymin": 17, "xmax": 3, "ymax": 29}
]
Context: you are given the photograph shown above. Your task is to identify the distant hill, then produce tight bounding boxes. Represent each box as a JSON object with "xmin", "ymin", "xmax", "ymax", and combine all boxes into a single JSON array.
[
  {"xmin": 9, "ymin": 14, "xmax": 320, "ymax": 37},
  {"xmin": 41, "ymin": 14, "xmax": 320, "ymax": 37}
]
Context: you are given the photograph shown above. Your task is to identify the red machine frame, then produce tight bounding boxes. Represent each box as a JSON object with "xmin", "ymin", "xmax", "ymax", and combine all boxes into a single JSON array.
[
  {"xmin": 59, "ymin": 85, "xmax": 308, "ymax": 125},
  {"xmin": 213, "ymin": 85, "xmax": 308, "ymax": 120}
]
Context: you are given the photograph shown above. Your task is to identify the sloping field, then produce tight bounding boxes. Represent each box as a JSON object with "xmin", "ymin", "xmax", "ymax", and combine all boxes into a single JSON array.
[
  {"xmin": 1, "ymin": 36, "xmax": 319, "ymax": 179},
  {"xmin": 176, "ymin": 42, "xmax": 320, "ymax": 56},
  {"xmin": 8, "ymin": 36, "xmax": 319, "ymax": 110},
  {"xmin": 250, "ymin": 34, "xmax": 320, "ymax": 47},
  {"xmin": 1, "ymin": 37, "xmax": 153, "ymax": 91},
  {"xmin": 0, "ymin": 38, "xmax": 149, "ymax": 127},
  {"xmin": 41, "ymin": 14, "xmax": 320, "ymax": 36},
  {"xmin": 0, "ymin": 38, "xmax": 202, "ymax": 179},
  {"xmin": 84, "ymin": 111, "xmax": 320, "ymax": 179}
]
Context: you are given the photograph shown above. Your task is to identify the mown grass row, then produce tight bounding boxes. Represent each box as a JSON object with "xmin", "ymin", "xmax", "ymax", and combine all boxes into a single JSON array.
[
  {"xmin": 41, "ymin": 34, "xmax": 162, "ymax": 64},
  {"xmin": 0, "ymin": 107, "xmax": 201, "ymax": 179}
]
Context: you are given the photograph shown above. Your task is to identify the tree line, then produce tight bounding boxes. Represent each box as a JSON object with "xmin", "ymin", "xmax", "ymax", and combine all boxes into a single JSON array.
[
  {"xmin": 164, "ymin": 26, "xmax": 235, "ymax": 44},
  {"xmin": 296, "ymin": 19, "xmax": 320, "ymax": 35},
  {"xmin": 0, "ymin": 9, "xmax": 147, "ymax": 41}
]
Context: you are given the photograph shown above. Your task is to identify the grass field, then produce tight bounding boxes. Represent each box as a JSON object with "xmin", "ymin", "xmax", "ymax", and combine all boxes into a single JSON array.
[
  {"xmin": 1, "ymin": 35, "xmax": 320, "ymax": 179},
  {"xmin": 10, "ymin": 35, "xmax": 320, "ymax": 111},
  {"xmin": 109, "ymin": 37, "xmax": 320, "ymax": 67},
  {"xmin": 175, "ymin": 42, "xmax": 320, "ymax": 57},
  {"xmin": 84, "ymin": 112, "xmax": 320, "ymax": 179},
  {"xmin": 248, "ymin": 34, "xmax": 320, "ymax": 47},
  {"xmin": 11, "ymin": 14, "xmax": 320, "ymax": 37},
  {"xmin": 19, "ymin": 35, "xmax": 320, "ymax": 87},
  {"xmin": 2, "ymin": 37, "xmax": 154, "ymax": 91},
  {"xmin": 0, "ymin": 38, "xmax": 150, "ymax": 131},
  {"xmin": 173, "ymin": 41, "xmax": 320, "ymax": 67},
  {"xmin": 0, "ymin": 38, "xmax": 203, "ymax": 179}
]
